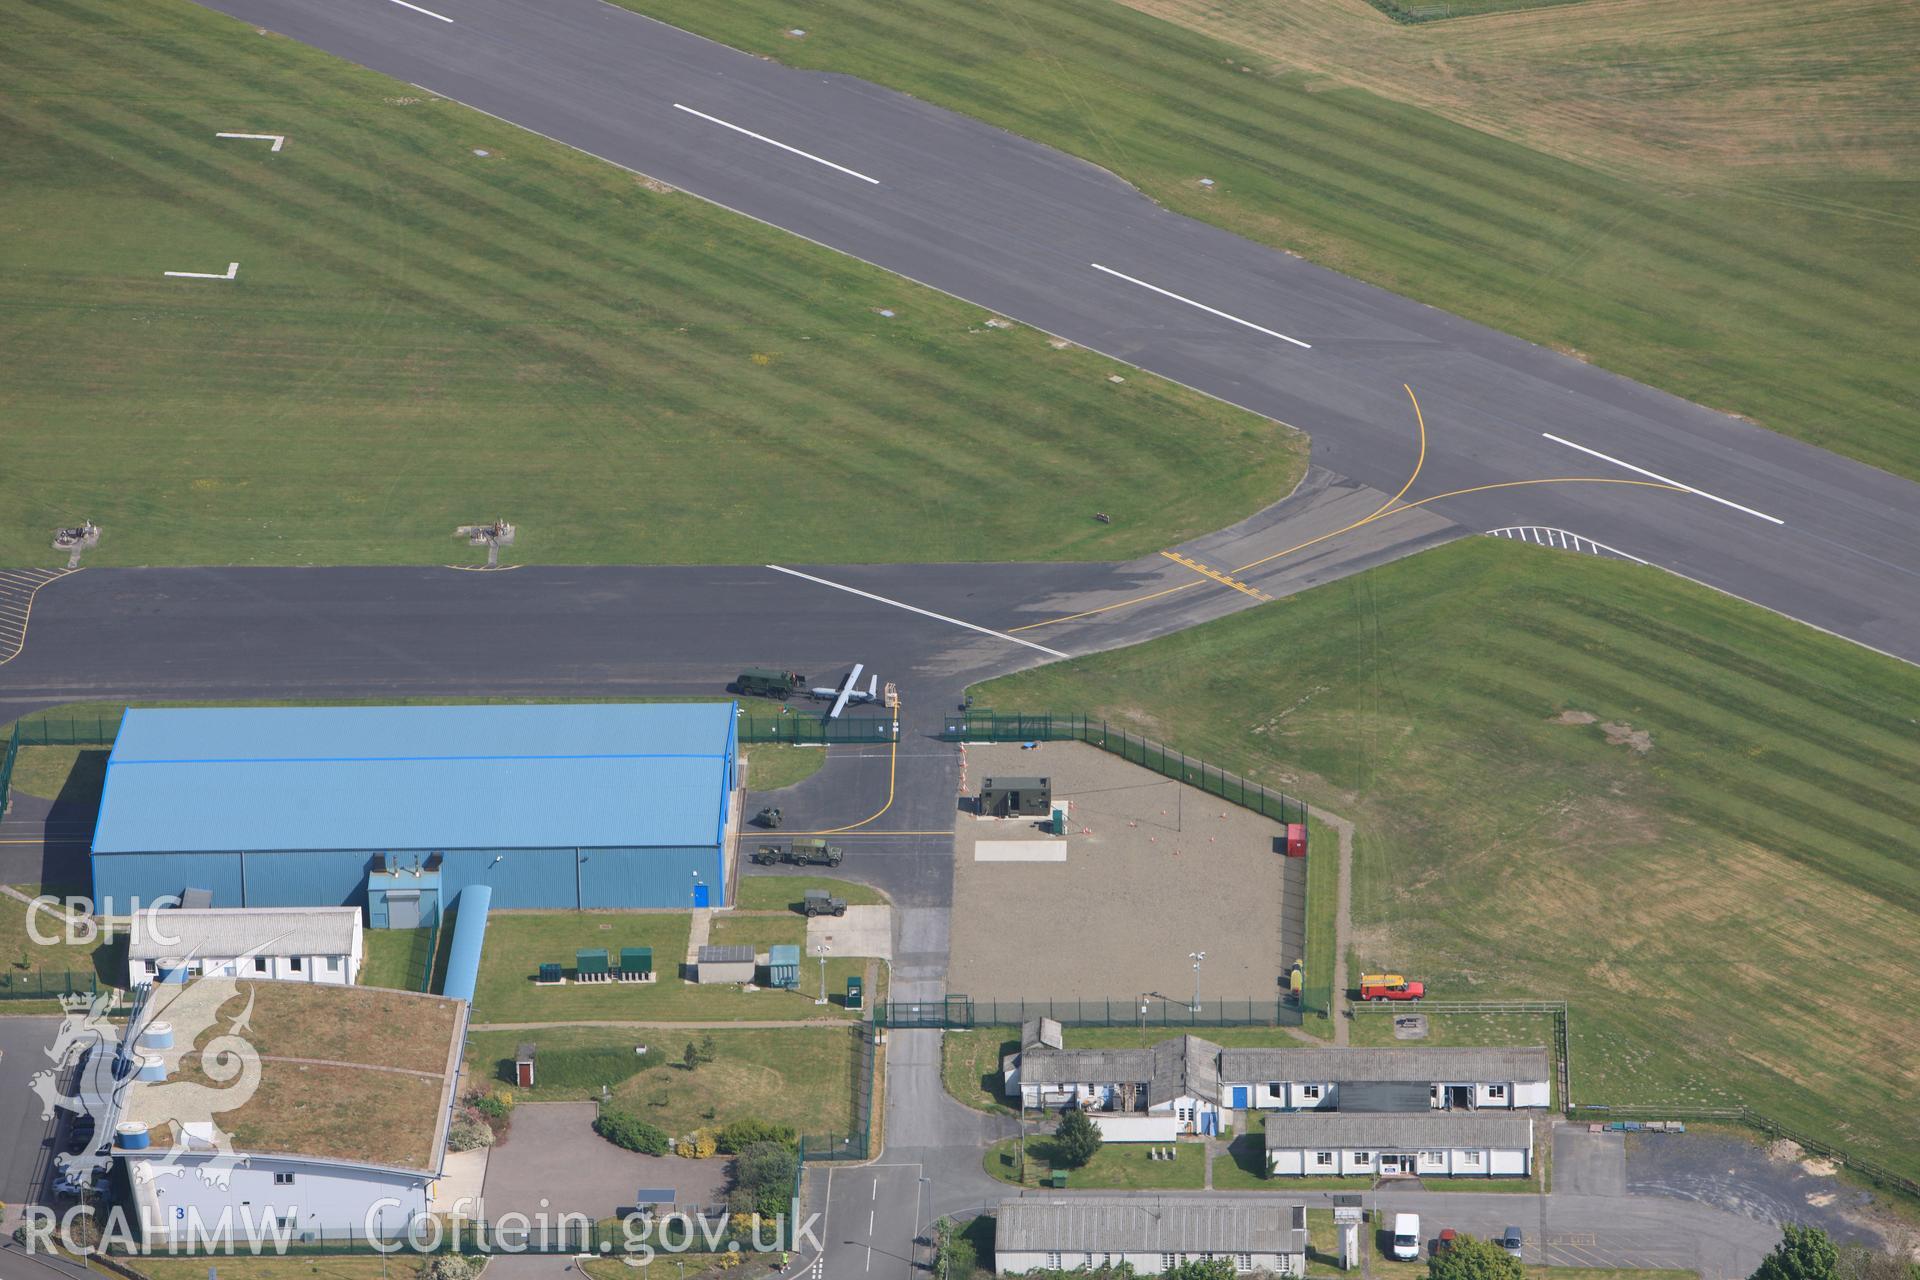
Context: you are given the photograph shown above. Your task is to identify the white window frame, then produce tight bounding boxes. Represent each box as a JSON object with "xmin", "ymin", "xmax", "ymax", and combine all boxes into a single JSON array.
[
  {"xmin": 253, "ymin": 956, "xmax": 270, "ymax": 974},
  {"xmin": 289, "ymin": 955, "xmax": 303, "ymax": 973},
  {"xmin": 1301, "ymin": 1084, "xmax": 1321, "ymax": 1100},
  {"xmin": 1489, "ymin": 1083, "xmax": 1507, "ymax": 1099},
  {"xmin": 1315, "ymin": 1151, "xmax": 1333, "ymax": 1168},
  {"xmin": 143, "ymin": 960, "xmax": 157, "ymax": 976},
  {"xmin": 1238, "ymin": 1254, "xmax": 1255, "ymax": 1272},
  {"xmin": 273, "ymin": 1172, "xmax": 295, "ymax": 1186},
  {"xmin": 1353, "ymin": 1150, "xmax": 1372, "ymax": 1166},
  {"xmin": 1045, "ymin": 1251, "xmax": 1062, "ymax": 1269},
  {"xmin": 324, "ymin": 955, "xmax": 340, "ymax": 972},
  {"xmin": 1465, "ymin": 1150, "xmax": 1482, "ymax": 1166}
]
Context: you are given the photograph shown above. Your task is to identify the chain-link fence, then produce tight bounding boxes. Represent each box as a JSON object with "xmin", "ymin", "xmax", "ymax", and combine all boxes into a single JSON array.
[
  {"xmin": 1, "ymin": 717, "xmax": 121, "ymax": 814},
  {"xmin": 802, "ymin": 1023, "xmax": 876, "ymax": 1162},
  {"xmin": 878, "ymin": 995, "xmax": 1303, "ymax": 1030},
  {"xmin": 738, "ymin": 713, "xmax": 895, "ymax": 744},
  {"xmin": 943, "ymin": 712, "xmax": 1308, "ymax": 827},
  {"xmin": 0, "ymin": 969, "xmax": 98, "ymax": 1001}
]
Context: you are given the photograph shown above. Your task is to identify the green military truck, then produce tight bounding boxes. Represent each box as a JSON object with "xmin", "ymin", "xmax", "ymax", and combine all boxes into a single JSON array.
[
  {"xmin": 786, "ymin": 838, "xmax": 843, "ymax": 867},
  {"xmin": 748, "ymin": 839, "xmax": 844, "ymax": 867},
  {"xmin": 734, "ymin": 668, "xmax": 805, "ymax": 700}
]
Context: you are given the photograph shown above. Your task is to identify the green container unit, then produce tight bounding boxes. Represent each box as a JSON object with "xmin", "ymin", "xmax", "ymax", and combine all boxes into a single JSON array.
[
  {"xmin": 846, "ymin": 975, "xmax": 864, "ymax": 1009},
  {"xmin": 575, "ymin": 948, "xmax": 611, "ymax": 983},
  {"xmin": 767, "ymin": 944, "xmax": 801, "ymax": 990},
  {"xmin": 536, "ymin": 962, "xmax": 563, "ymax": 985},
  {"xmin": 619, "ymin": 947, "xmax": 654, "ymax": 981}
]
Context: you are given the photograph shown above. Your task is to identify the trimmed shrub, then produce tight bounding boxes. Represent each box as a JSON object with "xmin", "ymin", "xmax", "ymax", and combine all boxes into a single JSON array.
[
  {"xmin": 423, "ymin": 1256, "xmax": 478, "ymax": 1280},
  {"xmin": 717, "ymin": 1118, "xmax": 796, "ymax": 1154},
  {"xmin": 595, "ymin": 1107, "xmax": 670, "ymax": 1155},
  {"xmin": 448, "ymin": 1113, "xmax": 495, "ymax": 1151},
  {"xmin": 729, "ymin": 1140, "xmax": 798, "ymax": 1220}
]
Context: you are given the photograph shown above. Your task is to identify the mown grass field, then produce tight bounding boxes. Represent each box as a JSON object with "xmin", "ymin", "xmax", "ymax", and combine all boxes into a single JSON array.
[
  {"xmin": 130, "ymin": 1259, "xmax": 435, "ymax": 1280},
  {"xmin": 618, "ymin": 0, "xmax": 1918, "ymax": 480},
  {"xmin": 0, "ymin": 0, "xmax": 1302, "ymax": 568},
  {"xmin": 973, "ymin": 539, "xmax": 1920, "ymax": 1180},
  {"xmin": 464, "ymin": 1024, "xmax": 859, "ymax": 1136}
]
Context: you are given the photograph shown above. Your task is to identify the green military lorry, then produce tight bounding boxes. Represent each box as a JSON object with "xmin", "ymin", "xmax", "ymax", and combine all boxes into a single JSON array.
[
  {"xmin": 734, "ymin": 668, "xmax": 805, "ymax": 700},
  {"xmin": 748, "ymin": 839, "xmax": 844, "ymax": 868},
  {"xmin": 787, "ymin": 838, "xmax": 843, "ymax": 867}
]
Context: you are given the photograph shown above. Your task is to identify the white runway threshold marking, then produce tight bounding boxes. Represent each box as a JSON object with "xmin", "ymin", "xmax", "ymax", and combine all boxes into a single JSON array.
[
  {"xmin": 672, "ymin": 104, "xmax": 880, "ymax": 185},
  {"xmin": 216, "ymin": 132, "xmax": 286, "ymax": 151},
  {"xmin": 765, "ymin": 565, "xmax": 1069, "ymax": 658},
  {"xmin": 387, "ymin": 0, "xmax": 453, "ymax": 21},
  {"xmin": 1542, "ymin": 432, "xmax": 1785, "ymax": 525},
  {"xmin": 1091, "ymin": 263, "xmax": 1311, "ymax": 349},
  {"xmin": 163, "ymin": 262, "xmax": 239, "ymax": 280}
]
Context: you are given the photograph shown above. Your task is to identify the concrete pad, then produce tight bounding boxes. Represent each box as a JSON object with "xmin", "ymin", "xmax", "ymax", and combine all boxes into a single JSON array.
[
  {"xmin": 950, "ymin": 741, "xmax": 1293, "ymax": 1000},
  {"xmin": 972, "ymin": 840, "xmax": 1066, "ymax": 862},
  {"xmin": 480, "ymin": 1102, "xmax": 730, "ymax": 1220},
  {"xmin": 808, "ymin": 904, "xmax": 892, "ymax": 960},
  {"xmin": 431, "ymin": 1146, "xmax": 490, "ymax": 1214}
]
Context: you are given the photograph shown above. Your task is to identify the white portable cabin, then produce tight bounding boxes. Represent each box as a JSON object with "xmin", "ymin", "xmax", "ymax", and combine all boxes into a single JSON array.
[
  {"xmin": 1217, "ymin": 1046, "xmax": 1552, "ymax": 1112},
  {"xmin": 128, "ymin": 907, "xmax": 363, "ymax": 987},
  {"xmin": 1265, "ymin": 1113, "xmax": 1533, "ymax": 1178}
]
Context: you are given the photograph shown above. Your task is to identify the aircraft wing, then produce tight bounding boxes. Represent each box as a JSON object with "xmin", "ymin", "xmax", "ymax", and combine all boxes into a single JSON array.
[{"xmin": 828, "ymin": 663, "xmax": 865, "ymax": 719}]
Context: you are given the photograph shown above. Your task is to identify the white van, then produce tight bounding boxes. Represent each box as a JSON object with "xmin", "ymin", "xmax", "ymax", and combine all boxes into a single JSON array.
[{"xmin": 1391, "ymin": 1213, "xmax": 1421, "ymax": 1261}]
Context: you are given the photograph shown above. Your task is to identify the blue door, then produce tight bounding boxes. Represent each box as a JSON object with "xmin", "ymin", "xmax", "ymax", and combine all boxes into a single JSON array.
[
  {"xmin": 693, "ymin": 883, "xmax": 710, "ymax": 908},
  {"xmin": 1232, "ymin": 1086, "xmax": 1250, "ymax": 1109}
]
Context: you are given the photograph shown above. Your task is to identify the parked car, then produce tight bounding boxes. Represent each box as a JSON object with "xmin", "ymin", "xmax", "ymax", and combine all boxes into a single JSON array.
[
  {"xmin": 1391, "ymin": 1214, "xmax": 1421, "ymax": 1261},
  {"xmin": 1434, "ymin": 1229, "xmax": 1459, "ymax": 1256},
  {"xmin": 52, "ymin": 1171, "xmax": 106, "ymax": 1199},
  {"xmin": 1499, "ymin": 1226, "xmax": 1524, "ymax": 1259},
  {"xmin": 63, "ymin": 1116, "xmax": 97, "ymax": 1155}
]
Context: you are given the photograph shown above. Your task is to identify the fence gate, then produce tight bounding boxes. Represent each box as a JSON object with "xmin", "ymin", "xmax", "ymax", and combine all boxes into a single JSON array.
[{"xmin": 879, "ymin": 995, "xmax": 973, "ymax": 1029}]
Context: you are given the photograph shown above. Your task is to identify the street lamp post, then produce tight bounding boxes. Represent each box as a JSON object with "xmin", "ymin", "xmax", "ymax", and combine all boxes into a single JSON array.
[
  {"xmin": 815, "ymin": 941, "xmax": 831, "ymax": 1006},
  {"xmin": 1189, "ymin": 951, "xmax": 1206, "ymax": 1013}
]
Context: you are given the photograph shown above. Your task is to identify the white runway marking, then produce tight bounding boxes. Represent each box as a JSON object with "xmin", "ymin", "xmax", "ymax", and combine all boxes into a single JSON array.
[
  {"xmin": 766, "ymin": 566, "xmax": 1069, "ymax": 658},
  {"xmin": 1091, "ymin": 263, "xmax": 1311, "ymax": 349},
  {"xmin": 387, "ymin": 0, "xmax": 453, "ymax": 21},
  {"xmin": 216, "ymin": 132, "xmax": 286, "ymax": 151},
  {"xmin": 673, "ymin": 104, "xmax": 880, "ymax": 185},
  {"xmin": 1542, "ymin": 432, "xmax": 1785, "ymax": 524},
  {"xmin": 163, "ymin": 262, "xmax": 239, "ymax": 280}
]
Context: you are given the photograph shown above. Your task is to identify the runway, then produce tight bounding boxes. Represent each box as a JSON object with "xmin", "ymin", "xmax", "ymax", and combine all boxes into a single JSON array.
[{"xmin": 141, "ymin": 0, "xmax": 1920, "ymax": 667}]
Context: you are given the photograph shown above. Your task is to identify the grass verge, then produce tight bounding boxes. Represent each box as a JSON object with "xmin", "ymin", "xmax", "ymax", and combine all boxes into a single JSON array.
[
  {"xmin": 733, "ymin": 876, "xmax": 885, "ymax": 912},
  {"xmin": 0, "ymin": 0, "xmax": 1303, "ymax": 567},
  {"xmin": 972, "ymin": 538, "xmax": 1920, "ymax": 1181},
  {"xmin": 361, "ymin": 926, "xmax": 436, "ymax": 991},
  {"xmin": 985, "ymin": 1134, "xmax": 1205, "ymax": 1190},
  {"xmin": 465, "ymin": 1024, "xmax": 858, "ymax": 1135},
  {"xmin": 742, "ymin": 745, "xmax": 826, "ymax": 792},
  {"xmin": 611, "ymin": 0, "xmax": 1917, "ymax": 481}
]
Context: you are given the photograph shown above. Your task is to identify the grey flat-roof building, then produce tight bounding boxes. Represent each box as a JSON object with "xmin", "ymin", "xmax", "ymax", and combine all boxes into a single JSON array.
[
  {"xmin": 996, "ymin": 1197, "xmax": 1307, "ymax": 1276},
  {"xmin": 696, "ymin": 944, "xmax": 756, "ymax": 984}
]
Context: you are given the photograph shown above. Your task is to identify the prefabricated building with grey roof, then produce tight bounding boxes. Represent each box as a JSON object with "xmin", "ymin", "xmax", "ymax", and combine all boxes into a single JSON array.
[
  {"xmin": 90, "ymin": 703, "xmax": 738, "ymax": 912},
  {"xmin": 995, "ymin": 1198, "xmax": 1307, "ymax": 1275}
]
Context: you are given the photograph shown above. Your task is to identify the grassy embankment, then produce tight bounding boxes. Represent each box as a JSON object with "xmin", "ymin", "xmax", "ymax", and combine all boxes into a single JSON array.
[
  {"xmin": 0, "ymin": 0, "xmax": 1302, "ymax": 567},
  {"xmin": 973, "ymin": 539, "xmax": 1920, "ymax": 1181},
  {"xmin": 616, "ymin": 0, "xmax": 1917, "ymax": 481}
]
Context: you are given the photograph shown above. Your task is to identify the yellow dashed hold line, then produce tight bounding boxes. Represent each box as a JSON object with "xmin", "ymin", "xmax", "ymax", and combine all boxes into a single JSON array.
[{"xmin": 1160, "ymin": 550, "xmax": 1272, "ymax": 602}]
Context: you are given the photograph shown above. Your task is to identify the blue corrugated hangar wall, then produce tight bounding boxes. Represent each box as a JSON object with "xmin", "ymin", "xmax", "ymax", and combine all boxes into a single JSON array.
[{"xmin": 89, "ymin": 704, "xmax": 736, "ymax": 911}]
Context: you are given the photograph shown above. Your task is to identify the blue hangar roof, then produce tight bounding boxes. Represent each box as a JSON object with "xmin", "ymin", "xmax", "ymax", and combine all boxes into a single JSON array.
[{"xmin": 92, "ymin": 703, "xmax": 736, "ymax": 855}]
